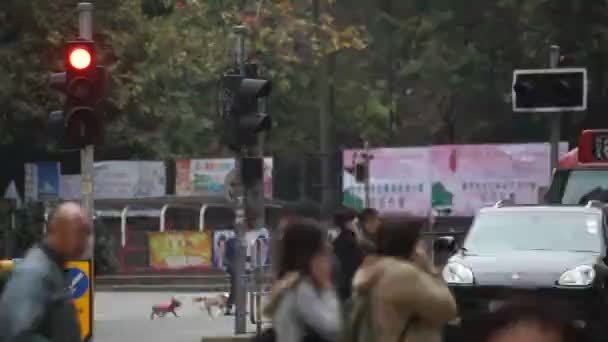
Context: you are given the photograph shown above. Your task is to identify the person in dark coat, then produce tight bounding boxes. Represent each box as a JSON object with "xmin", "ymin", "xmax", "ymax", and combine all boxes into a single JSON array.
[
  {"xmin": 224, "ymin": 235, "xmax": 236, "ymax": 315},
  {"xmin": 331, "ymin": 208, "xmax": 363, "ymax": 302},
  {"xmin": 357, "ymin": 208, "xmax": 381, "ymax": 254},
  {"xmin": 0, "ymin": 202, "xmax": 92, "ymax": 342}
]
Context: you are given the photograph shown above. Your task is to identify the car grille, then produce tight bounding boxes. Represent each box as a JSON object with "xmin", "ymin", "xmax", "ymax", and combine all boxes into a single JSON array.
[{"xmin": 450, "ymin": 285, "xmax": 596, "ymax": 319}]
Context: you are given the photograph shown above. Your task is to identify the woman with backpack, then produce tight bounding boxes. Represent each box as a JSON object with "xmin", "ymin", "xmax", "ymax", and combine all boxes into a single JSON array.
[
  {"xmin": 347, "ymin": 221, "xmax": 457, "ymax": 342},
  {"xmin": 263, "ymin": 218, "xmax": 342, "ymax": 342}
]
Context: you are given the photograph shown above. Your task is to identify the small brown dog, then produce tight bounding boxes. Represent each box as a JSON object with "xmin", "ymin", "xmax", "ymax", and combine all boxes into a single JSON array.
[{"xmin": 192, "ymin": 293, "xmax": 229, "ymax": 318}]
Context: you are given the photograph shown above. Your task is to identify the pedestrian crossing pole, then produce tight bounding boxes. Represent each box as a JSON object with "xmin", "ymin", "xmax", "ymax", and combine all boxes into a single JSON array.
[
  {"xmin": 77, "ymin": 2, "xmax": 96, "ymax": 249},
  {"xmin": 233, "ymin": 25, "xmax": 248, "ymax": 335},
  {"xmin": 361, "ymin": 141, "xmax": 373, "ymax": 208},
  {"xmin": 77, "ymin": 3, "xmax": 95, "ymax": 342}
]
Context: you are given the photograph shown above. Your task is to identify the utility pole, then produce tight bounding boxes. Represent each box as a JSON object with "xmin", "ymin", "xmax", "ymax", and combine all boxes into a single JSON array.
[
  {"xmin": 313, "ymin": 0, "xmax": 333, "ymax": 220},
  {"xmin": 233, "ymin": 25, "xmax": 248, "ymax": 335},
  {"xmin": 549, "ymin": 45, "xmax": 561, "ymax": 175},
  {"xmin": 362, "ymin": 141, "xmax": 373, "ymax": 208},
  {"xmin": 78, "ymin": 2, "xmax": 96, "ymax": 235}
]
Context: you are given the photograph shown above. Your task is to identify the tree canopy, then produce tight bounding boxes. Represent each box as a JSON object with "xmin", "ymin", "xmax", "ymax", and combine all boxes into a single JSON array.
[{"xmin": 2, "ymin": 0, "xmax": 608, "ymax": 194}]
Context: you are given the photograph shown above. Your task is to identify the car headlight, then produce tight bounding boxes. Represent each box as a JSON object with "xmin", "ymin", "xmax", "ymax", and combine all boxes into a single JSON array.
[
  {"xmin": 558, "ymin": 265, "xmax": 595, "ymax": 286},
  {"xmin": 442, "ymin": 262, "xmax": 474, "ymax": 284}
]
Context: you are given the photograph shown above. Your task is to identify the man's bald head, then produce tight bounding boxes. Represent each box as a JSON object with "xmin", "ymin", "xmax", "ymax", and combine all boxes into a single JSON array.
[{"xmin": 48, "ymin": 202, "xmax": 92, "ymax": 259}]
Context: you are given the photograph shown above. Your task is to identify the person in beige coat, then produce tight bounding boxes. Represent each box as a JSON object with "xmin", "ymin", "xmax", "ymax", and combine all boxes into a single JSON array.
[{"xmin": 351, "ymin": 221, "xmax": 457, "ymax": 342}]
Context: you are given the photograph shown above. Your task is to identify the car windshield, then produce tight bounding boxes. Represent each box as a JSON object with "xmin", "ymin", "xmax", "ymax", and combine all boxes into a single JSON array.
[
  {"xmin": 561, "ymin": 170, "xmax": 608, "ymax": 204},
  {"xmin": 464, "ymin": 210, "xmax": 602, "ymax": 254}
]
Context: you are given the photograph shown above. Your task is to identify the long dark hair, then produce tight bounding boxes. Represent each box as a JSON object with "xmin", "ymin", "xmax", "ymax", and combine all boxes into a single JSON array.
[
  {"xmin": 277, "ymin": 218, "xmax": 327, "ymax": 278},
  {"xmin": 376, "ymin": 220, "xmax": 422, "ymax": 260},
  {"xmin": 333, "ymin": 208, "xmax": 357, "ymax": 231}
]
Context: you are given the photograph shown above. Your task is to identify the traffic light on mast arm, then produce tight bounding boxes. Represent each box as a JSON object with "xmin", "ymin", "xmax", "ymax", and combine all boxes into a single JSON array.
[
  {"xmin": 221, "ymin": 69, "xmax": 272, "ymax": 151},
  {"xmin": 48, "ymin": 39, "xmax": 106, "ymax": 148}
]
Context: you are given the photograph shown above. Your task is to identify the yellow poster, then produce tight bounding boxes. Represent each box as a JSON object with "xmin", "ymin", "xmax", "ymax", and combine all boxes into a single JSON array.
[
  {"xmin": 148, "ymin": 231, "xmax": 212, "ymax": 269},
  {"xmin": 64, "ymin": 260, "xmax": 92, "ymax": 342}
]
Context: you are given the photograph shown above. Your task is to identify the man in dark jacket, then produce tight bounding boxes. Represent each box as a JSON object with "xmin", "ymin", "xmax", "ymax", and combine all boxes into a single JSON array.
[
  {"xmin": 0, "ymin": 202, "xmax": 92, "ymax": 342},
  {"xmin": 357, "ymin": 208, "xmax": 381, "ymax": 254},
  {"xmin": 224, "ymin": 235, "xmax": 236, "ymax": 315},
  {"xmin": 332, "ymin": 208, "xmax": 363, "ymax": 302}
]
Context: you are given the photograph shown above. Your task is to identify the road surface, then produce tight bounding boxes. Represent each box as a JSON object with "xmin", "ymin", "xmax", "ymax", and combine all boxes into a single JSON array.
[{"xmin": 95, "ymin": 292, "xmax": 268, "ymax": 342}]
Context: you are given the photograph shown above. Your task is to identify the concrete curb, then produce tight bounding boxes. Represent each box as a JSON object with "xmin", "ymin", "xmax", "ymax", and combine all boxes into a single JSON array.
[
  {"xmin": 201, "ymin": 335, "xmax": 254, "ymax": 342},
  {"xmin": 95, "ymin": 284, "xmax": 230, "ymax": 292}
]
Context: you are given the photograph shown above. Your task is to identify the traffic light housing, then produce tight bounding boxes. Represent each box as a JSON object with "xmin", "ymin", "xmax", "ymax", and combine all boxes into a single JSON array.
[
  {"xmin": 48, "ymin": 39, "xmax": 106, "ymax": 148},
  {"xmin": 221, "ymin": 68, "xmax": 272, "ymax": 151},
  {"xmin": 355, "ymin": 162, "xmax": 367, "ymax": 183},
  {"xmin": 512, "ymin": 68, "xmax": 587, "ymax": 112}
]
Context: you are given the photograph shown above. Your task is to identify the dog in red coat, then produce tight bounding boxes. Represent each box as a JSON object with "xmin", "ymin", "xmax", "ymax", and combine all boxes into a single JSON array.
[{"xmin": 150, "ymin": 297, "xmax": 182, "ymax": 319}]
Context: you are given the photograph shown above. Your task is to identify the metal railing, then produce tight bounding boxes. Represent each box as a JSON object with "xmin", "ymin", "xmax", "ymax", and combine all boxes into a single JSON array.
[
  {"xmin": 246, "ymin": 229, "xmax": 469, "ymax": 334},
  {"xmin": 249, "ymin": 239, "xmax": 272, "ymax": 334}
]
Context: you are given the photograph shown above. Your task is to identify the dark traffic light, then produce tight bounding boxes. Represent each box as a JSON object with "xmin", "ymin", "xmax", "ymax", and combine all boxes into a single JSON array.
[
  {"xmin": 221, "ymin": 67, "xmax": 272, "ymax": 151},
  {"xmin": 512, "ymin": 68, "xmax": 587, "ymax": 112},
  {"xmin": 48, "ymin": 39, "xmax": 106, "ymax": 148}
]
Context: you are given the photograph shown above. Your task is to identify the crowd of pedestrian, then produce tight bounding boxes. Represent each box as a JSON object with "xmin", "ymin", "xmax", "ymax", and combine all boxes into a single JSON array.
[
  {"xmin": 0, "ymin": 202, "xmax": 591, "ymax": 342},
  {"xmin": 262, "ymin": 206, "xmax": 589, "ymax": 342}
]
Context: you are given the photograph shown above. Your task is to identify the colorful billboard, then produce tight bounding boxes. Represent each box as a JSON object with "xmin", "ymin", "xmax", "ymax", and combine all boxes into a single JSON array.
[
  {"xmin": 343, "ymin": 147, "xmax": 432, "ymax": 216},
  {"xmin": 342, "ymin": 143, "xmax": 569, "ymax": 217},
  {"xmin": 148, "ymin": 231, "xmax": 212, "ymax": 270},
  {"xmin": 175, "ymin": 158, "xmax": 273, "ymax": 198}
]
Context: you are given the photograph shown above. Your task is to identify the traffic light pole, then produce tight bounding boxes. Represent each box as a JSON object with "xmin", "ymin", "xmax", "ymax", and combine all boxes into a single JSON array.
[
  {"xmin": 233, "ymin": 25, "xmax": 248, "ymax": 335},
  {"xmin": 549, "ymin": 45, "xmax": 561, "ymax": 175},
  {"xmin": 78, "ymin": 2, "xmax": 95, "ymax": 235},
  {"xmin": 363, "ymin": 141, "xmax": 372, "ymax": 208},
  {"xmin": 77, "ymin": 3, "xmax": 96, "ymax": 342}
]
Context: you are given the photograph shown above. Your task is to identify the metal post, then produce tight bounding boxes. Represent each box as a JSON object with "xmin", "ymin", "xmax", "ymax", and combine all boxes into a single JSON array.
[
  {"xmin": 363, "ymin": 141, "xmax": 371, "ymax": 208},
  {"xmin": 78, "ymin": 2, "xmax": 95, "ymax": 235},
  {"xmin": 549, "ymin": 45, "xmax": 561, "ymax": 175},
  {"xmin": 233, "ymin": 26, "xmax": 248, "ymax": 335},
  {"xmin": 6, "ymin": 200, "xmax": 15, "ymax": 258},
  {"xmin": 78, "ymin": 4, "xmax": 95, "ymax": 341},
  {"xmin": 314, "ymin": 0, "xmax": 333, "ymax": 220}
]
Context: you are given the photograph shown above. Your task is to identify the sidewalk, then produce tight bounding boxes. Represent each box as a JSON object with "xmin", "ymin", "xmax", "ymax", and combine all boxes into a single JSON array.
[{"xmin": 201, "ymin": 335, "xmax": 255, "ymax": 342}]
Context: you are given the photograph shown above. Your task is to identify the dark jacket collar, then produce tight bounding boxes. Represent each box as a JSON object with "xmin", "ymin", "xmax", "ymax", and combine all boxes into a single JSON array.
[
  {"xmin": 40, "ymin": 240, "xmax": 66, "ymax": 269},
  {"xmin": 337, "ymin": 229, "xmax": 356, "ymax": 240}
]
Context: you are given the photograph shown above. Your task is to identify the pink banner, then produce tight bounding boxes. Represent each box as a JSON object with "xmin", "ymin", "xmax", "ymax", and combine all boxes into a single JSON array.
[
  {"xmin": 342, "ymin": 147, "xmax": 431, "ymax": 216},
  {"xmin": 430, "ymin": 143, "xmax": 568, "ymax": 216}
]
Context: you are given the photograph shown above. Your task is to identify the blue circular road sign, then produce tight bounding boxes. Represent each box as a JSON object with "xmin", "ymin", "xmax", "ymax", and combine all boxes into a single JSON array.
[{"xmin": 66, "ymin": 267, "xmax": 89, "ymax": 300}]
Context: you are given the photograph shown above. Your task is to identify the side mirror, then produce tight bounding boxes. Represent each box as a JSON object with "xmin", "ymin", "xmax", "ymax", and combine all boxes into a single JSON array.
[{"xmin": 433, "ymin": 236, "xmax": 458, "ymax": 254}]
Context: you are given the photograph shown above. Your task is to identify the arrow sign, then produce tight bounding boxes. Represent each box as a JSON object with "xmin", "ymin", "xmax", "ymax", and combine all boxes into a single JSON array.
[{"xmin": 66, "ymin": 267, "xmax": 89, "ymax": 300}]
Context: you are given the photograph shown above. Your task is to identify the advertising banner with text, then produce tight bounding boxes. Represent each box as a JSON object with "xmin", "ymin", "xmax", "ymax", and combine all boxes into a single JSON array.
[
  {"xmin": 61, "ymin": 161, "xmax": 166, "ymax": 200},
  {"xmin": 148, "ymin": 231, "xmax": 212, "ymax": 270},
  {"xmin": 430, "ymin": 143, "xmax": 569, "ymax": 216},
  {"xmin": 175, "ymin": 158, "xmax": 273, "ymax": 198},
  {"xmin": 342, "ymin": 147, "xmax": 432, "ymax": 216},
  {"xmin": 343, "ymin": 143, "xmax": 569, "ymax": 217}
]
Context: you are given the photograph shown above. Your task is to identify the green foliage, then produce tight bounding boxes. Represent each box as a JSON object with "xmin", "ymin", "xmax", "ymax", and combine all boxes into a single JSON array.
[
  {"xmin": 2, "ymin": 0, "xmax": 608, "ymax": 163},
  {"xmin": 13, "ymin": 203, "xmax": 45, "ymax": 256},
  {"xmin": 142, "ymin": 0, "xmax": 175, "ymax": 18},
  {"xmin": 94, "ymin": 218, "xmax": 118, "ymax": 275}
]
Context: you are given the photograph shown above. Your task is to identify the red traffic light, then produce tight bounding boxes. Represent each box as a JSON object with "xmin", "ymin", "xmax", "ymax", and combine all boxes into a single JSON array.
[{"xmin": 69, "ymin": 48, "xmax": 92, "ymax": 70}]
